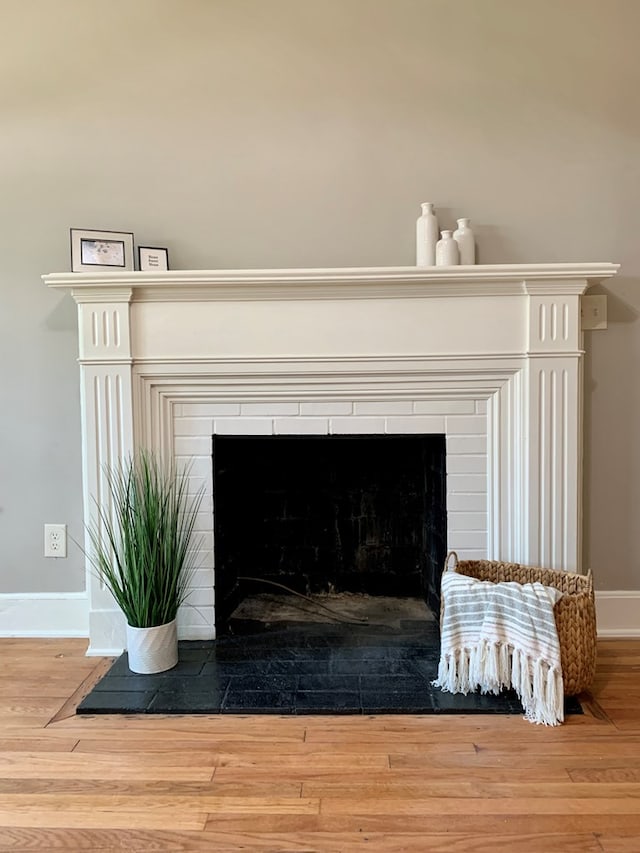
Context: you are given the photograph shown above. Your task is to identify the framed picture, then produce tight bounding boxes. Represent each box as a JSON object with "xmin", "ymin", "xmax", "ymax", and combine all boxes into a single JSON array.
[
  {"xmin": 138, "ymin": 246, "xmax": 169, "ymax": 271},
  {"xmin": 70, "ymin": 229, "xmax": 134, "ymax": 272}
]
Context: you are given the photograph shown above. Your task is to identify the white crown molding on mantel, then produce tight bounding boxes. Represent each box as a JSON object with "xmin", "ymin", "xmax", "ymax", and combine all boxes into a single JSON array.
[{"xmin": 44, "ymin": 262, "xmax": 619, "ymax": 303}]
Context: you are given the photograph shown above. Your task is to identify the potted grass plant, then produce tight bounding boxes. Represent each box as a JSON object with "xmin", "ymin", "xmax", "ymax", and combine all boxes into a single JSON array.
[{"xmin": 87, "ymin": 450, "xmax": 203, "ymax": 674}]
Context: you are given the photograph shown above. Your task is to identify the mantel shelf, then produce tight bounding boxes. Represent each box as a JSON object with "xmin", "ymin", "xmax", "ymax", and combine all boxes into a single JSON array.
[{"xmin": 44, "ymin": 262, "xmax": 619, "ymax": 303}]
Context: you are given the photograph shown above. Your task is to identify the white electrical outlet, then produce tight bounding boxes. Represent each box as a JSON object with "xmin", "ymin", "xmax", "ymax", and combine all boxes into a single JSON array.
[
  {"xmin": 581, "ymin": 294, "xmax": 608, "ymax": 330},
  {"xmin": 44, "ymin": 523, "xmax": 67, "ymax": 558}
]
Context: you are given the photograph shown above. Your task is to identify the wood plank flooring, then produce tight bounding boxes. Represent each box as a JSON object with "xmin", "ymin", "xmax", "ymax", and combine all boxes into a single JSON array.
[{"xmin": 0, "ymin": 637, "xmax": 638, "ymax": 851}]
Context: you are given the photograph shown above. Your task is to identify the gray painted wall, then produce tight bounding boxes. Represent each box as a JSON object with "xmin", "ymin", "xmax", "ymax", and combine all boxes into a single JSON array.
[{"xmin": 1, "ymin": 0, "xmax": 638, "ymax": 593}]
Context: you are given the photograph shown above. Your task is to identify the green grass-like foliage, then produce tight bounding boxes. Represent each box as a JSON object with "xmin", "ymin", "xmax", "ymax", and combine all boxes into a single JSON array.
[{"xmin": 87, "ymin": 451, "xmax": 204, "ymax": 629}]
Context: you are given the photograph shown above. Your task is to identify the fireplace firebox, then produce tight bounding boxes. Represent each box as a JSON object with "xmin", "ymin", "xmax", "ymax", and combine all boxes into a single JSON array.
[{"xmin": 212, "ymin": 434, "xmax": 447, "ymax": 632}]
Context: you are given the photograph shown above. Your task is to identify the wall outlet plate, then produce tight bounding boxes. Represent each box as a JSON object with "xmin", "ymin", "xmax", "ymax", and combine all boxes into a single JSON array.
[
  {"xmin": 44, "ymin": 523, "xmax": 67, "ymax": 558},
  {"xmin": 581, "ymin": 294, "xmax": 607, "ymax": 330}
]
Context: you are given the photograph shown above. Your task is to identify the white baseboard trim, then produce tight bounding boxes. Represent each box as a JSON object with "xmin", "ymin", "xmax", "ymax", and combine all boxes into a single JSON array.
[
  {"xmin": 0, "ymin": 592, "xmax": 89, "ymax": 637},
  {"xmin": 596, "ymin": 590, "xmax": 640, "ymax": 637},
  {"xmin": 86, "ymin": 647, "xmax": 121, "ymax": 657},
  {"xmin": 86, "ymin": 609, "xmax": 215, "ymax": 656},
  {"xmin": 1, "ymin": 590, "xmax": 638, "ymax": 642}
]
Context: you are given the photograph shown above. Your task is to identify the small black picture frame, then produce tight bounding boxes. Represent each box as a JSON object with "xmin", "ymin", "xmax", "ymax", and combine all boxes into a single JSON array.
[{"xmin": 138, "ymin": 246, "xmax": 169, "ymax": 272}]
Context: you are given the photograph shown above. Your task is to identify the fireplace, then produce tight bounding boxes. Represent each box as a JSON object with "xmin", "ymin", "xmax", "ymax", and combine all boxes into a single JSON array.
[
  {"xmin": 212, "ymin": 434, "xmax": 447, "ymax": 632},
  {"xmin": 45, "ymin": 262, "xmax": 618, "ymax": 654}
]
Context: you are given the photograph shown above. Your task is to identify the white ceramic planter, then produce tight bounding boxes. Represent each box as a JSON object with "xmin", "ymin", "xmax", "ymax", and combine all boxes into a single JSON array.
[{"xmin": 126, "ymin": 619, "xmax": 178, "ymax": 674}]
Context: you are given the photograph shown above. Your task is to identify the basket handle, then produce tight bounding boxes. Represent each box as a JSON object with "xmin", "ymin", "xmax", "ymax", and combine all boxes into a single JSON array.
[{"xmin": 444, "ymin": 551, "xmax": 459, "ymax": 573}]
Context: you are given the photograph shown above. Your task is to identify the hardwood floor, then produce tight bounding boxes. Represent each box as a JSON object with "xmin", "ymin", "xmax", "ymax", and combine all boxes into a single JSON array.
[{"xmin": 0, "ymin": 638, "xmax": 638, "ymax": 851}]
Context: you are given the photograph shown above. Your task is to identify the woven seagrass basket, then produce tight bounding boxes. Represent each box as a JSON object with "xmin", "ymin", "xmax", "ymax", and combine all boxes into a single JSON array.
[{"xmin": 442, "ymin": 552, "xmax": 597, "ymax": 696}]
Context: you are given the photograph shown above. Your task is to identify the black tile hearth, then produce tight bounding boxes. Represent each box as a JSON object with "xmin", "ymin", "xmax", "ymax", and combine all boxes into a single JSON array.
[{"xmin": 77, "ymin": 620, "xmax": 584, "ymax": 718}]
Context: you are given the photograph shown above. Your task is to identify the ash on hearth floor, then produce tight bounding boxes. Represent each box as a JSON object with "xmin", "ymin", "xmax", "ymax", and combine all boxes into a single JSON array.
[{"xmin": 77, "ymin": 619, "xmax": 583, "ymax": 717}]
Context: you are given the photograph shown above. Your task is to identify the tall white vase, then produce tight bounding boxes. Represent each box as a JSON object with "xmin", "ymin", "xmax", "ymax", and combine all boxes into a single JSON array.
[
  {"xmin": 416, "ymin": 202, "xmax": 439, "ymax": 266},
  {"xmin": 126, "ymin": 619, "xmax": 178, "ymax": 674},
  {"xmin": 435, "ymin": 230, "xmax": 460, "ymax": 266},
  {"xmin": 453, "ymin": 218, "xmax": 475, "ymax": 265}
]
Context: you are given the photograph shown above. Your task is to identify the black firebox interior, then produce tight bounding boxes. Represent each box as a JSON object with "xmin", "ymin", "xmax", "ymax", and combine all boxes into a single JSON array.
[{"xmin": 212, "ymin": 434, "xmax": 447, "ymax": 633}]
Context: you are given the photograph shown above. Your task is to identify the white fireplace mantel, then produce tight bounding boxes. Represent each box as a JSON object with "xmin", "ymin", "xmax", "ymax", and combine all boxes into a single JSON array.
[{"xmin": 45, "ymin": 263, "xmax": 618, "ymax": 654}]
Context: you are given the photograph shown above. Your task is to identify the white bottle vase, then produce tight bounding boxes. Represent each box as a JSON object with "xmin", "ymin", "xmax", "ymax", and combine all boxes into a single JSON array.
[
  {"xmin": 416, "ymin": 202, "xmax": 439, "ymax": 266},
  {"xmin": 435, "ymin": 230, "xmax": 460, "ymax": 266},
  {"xmin": 453, "ymin": 218, "xmax": 475, "ymax": 265}
]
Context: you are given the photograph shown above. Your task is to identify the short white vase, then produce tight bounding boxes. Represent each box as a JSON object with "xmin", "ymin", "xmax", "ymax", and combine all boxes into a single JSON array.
[
  {"xmin": 453, "ymin": 218, "xmax": 475, "ymax": 264},
  {"xmin": 416, "ymin": 202, "xmax": 439, "ymax": 266},
  {"xmin": 126, "ymin": 619, "xmax": 178, "ymax": 674},
  {"xmin": 435, "ymin": 230, "xmax": 460, "ymax": 266}
]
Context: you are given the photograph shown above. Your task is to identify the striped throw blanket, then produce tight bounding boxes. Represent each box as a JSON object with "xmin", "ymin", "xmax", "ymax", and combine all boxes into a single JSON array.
[{"xmin": 433, "ymin": 570, "xmax": 565, "ymax": 725}]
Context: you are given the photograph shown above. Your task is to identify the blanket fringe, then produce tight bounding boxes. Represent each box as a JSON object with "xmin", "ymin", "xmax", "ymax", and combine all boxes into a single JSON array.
[{"xmin": 432, "ymin": 640, "xmax": 564, "ymax": 726}]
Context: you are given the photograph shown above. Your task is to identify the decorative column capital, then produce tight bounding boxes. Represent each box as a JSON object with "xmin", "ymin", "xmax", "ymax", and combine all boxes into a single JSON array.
[
  {"xmin": 526, "ymin": 291, "xmax": 582, "ymax": 355},
  {"xmin": 77, "ymin": 301, "xmax": 132, "ymax": 362}
]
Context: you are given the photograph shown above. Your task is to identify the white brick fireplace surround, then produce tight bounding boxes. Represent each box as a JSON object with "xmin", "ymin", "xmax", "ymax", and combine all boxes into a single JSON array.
[{"xmin": 46, "ymin": 263, "xmax": 619, "ymax": 654}]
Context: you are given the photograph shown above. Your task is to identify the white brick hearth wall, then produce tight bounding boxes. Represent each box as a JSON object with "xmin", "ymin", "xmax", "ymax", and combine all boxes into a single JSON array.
[
  {"xmin": 45, "ymin": 263, "xmax": 619, "ymax": 652},
  {"xmin": 173, "ymin": 397, "xmax": 489, "ymax": 638}
]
